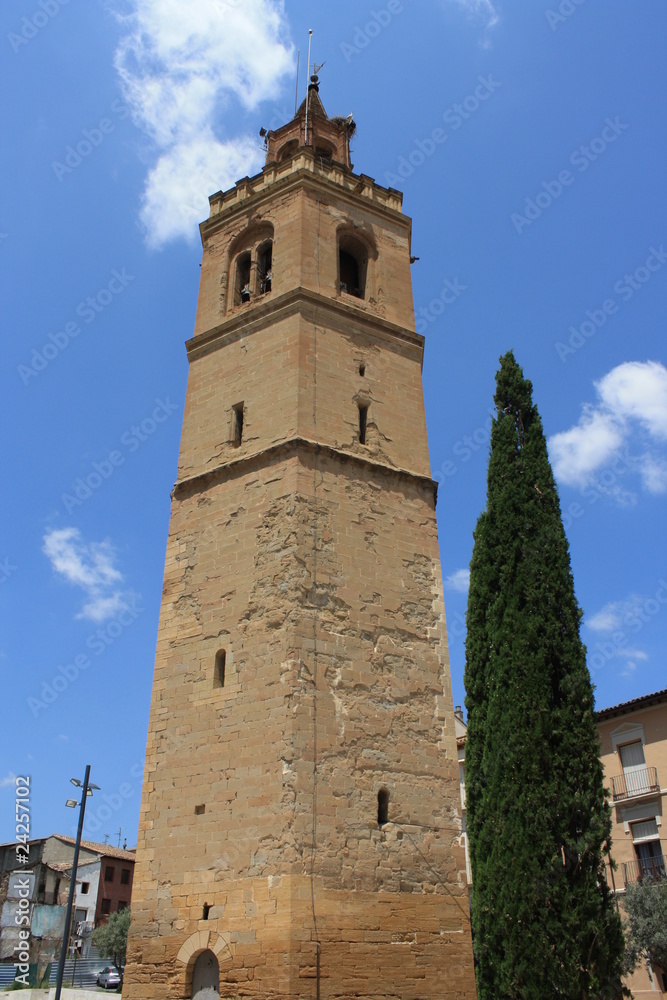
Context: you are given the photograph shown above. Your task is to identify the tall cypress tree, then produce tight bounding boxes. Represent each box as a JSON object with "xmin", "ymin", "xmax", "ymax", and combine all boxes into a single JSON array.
[{"xmin": 464, "ymin": 352, "xmax": 626, "ymax": 999}]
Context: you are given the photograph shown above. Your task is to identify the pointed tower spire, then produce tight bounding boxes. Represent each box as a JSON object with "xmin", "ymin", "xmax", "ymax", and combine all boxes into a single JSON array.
[{"xmin": 265, "ymin": 73, "xmax": 356, "ymax": 170}]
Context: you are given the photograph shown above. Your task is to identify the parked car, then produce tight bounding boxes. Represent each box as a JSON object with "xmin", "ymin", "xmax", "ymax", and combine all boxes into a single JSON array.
[{"xmin": 96, "ymin": 966, "xmax": 121, "ymax": 988}]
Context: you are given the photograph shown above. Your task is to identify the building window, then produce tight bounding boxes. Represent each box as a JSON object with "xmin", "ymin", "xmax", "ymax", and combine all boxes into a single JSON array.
[
  {"xmin": 202, "ymin": 903, "xmax": 211, "ymax": 920},
  {"xmin": 214, "ymin": 649, "xmax": 226, "ymax": 688},
  {"xmin": 358, "ymin": 403, "xmax": 369, "ymax": 445},
  {"xmin": 104, "ymin": 866, "xmax": 114, "ymax": 882},
  {"xmin": 257, "ymin": 241, "xmax": 272, "ymax": 294},
  {"xmin": 235, "ymin": 251, "xmax": 252, "ymax": 305},
  {"xmin": 80, "ymin": 882, "xmax": 89, "ymax": 894},
  {"xmin": 338, "ymin": 234, "xmax": 368, "ymax": 298},
  {"xmin": 277, "ymin": 139, "xmax": 298, "ymax": 162},
  {"xmin": 630, "ymin": 818, "xmax": 665, "ymax": 880},
  {"xmin": 101, "ymin": 898, "xmax": 111, "ymax": 915},
  {"xmin": 228, "ymin": 225, "xmax": 275, "ymax": 310},
  {"xmin": 377, "ymin": 788, "xmax": 389, "ymax": 826},
  {"xmin": 232, "ymin": 403, "xmax": 244, "ymax": 447},
  {"xmin": 619, "ymin": 740, "xmax": 650, "ymax": 796},
  {"xmin": 120, "ymin": 869, "xmax": 130, "ymax": 885},
  {"xmin": 118, "ymin": 900, "xmax": 128, "ymax": 911},
  {"xmin": 194, "ymin": 804, "xmax": 206, "ymax": 815}
]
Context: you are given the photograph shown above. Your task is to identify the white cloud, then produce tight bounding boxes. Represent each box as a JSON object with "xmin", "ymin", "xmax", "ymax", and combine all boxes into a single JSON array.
[
  {"xmin": 0, "ymin": 773, "xmax": 17, "ymax": 789},
  {"xmin": 586, "ymin": 594, "xmax": 651, "ymax": 679},
  {"xmin": 113, "ymin": 0, "xmax": 293, "ymax": 247},
  {"xmin": 549, "ymin": 361, "xmax": 667, "ymax": 495},
  {"xmin": 549, "ymin": 408, "xmax": 623, "ymax": 487},
  {"xmin": 140, "ymin": 131, "xmax": 261, "ymax": 249},
  {"xmin": 42, "ymin": 527, "xmax": 134, "ymax": 622},
  {"xmin": 444, "ymin": 568, "xmax": 470, "ymax": 593},
  {"xmin": 587, "ymin": 594, "xmax": 644, "ymax": 633},
  {"xmin": 454, "ymin": 0, "xmax": 500, "ymax": 29},
  {"xmin": 597, "ymin": 360, "xmax": 667, "ymax": 440}
]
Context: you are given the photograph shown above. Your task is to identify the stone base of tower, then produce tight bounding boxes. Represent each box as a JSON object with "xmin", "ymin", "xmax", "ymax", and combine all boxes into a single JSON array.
[{"xmin": 123, "ymin": 874, "xmax": 476, "ymax": 999}]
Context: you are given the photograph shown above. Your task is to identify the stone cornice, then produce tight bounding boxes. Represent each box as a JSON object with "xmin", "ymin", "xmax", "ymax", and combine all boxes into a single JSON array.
[
  {"xmin": 172, "ymin": 435, "xmax": 438, "ymax": 506},
  {"xmin": 201, "ymin": 153, "xmax": 408, "ymax": 243},
  {"xmin": 185, "ymin": 286, "xmax": 424, "ymax": 363}
]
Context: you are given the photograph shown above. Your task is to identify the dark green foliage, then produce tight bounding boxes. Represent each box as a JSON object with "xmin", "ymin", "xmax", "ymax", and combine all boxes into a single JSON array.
[
  {"xmin": 623, "ymin": 878, "xmax": 667, "ymax": 974},
  {"xmin": 91, "ymin": 907, "xmax": 130, "ymax": 980},
  {"xmin": 464, "ymin": 352, "xmax": 626, "ymax": 999}
]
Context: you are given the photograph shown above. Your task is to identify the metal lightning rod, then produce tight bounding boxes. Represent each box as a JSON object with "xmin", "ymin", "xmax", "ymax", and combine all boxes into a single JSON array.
[{"xmin": 304, "ymin": 29, "xmax": 313, "ymax": 146}]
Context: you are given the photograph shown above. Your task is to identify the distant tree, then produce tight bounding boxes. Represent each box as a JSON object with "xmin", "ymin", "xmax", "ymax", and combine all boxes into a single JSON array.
[
  {"xmin": 92, "ymin": 907, "xmax": 130, "ymax": 982},
  {"xmin": 623, "ymin": 878, "xmax": 667, "ymax": 978},
  {"xmin": 464, "ymin": 351, "xmax": 627, "ymax": 999}
]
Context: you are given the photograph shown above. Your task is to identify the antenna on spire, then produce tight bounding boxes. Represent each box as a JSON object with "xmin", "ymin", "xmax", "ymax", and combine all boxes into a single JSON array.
[{"xmin": 305, "ymin": 29, "xmax": 313, "ymax": 145}]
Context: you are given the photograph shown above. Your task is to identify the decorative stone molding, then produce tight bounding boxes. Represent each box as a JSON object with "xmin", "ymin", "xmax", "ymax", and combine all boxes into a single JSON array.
[{"xmin": 177, "ymin": 930, "xmax": 233, "ymax": 967}]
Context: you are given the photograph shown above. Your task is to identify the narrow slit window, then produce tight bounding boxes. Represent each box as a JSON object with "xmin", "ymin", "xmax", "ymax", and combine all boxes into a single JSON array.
[
  {"xmin": 359, "ymin": 363, "xmax": 366, "ymax": 377},
  {"xmin": 339, "ymin": 250, "xmax": 360, "ymax": 296},
  {"xmin": 358, "ymin": 403, "xmax": 368, "ymax": 445},
  {"xmin": 258, "ymin": 242, "xmax": 272, "ymax": 294},
  {"xmin": 202, "ymin": 903, "xmax": 210, "ymax": 920},
  {"xmin": 214, "ymin": 649, "xmax": 226, "ymax": 687},
  {"xmin": 338, "ymin": 235, "xmax": 368, "ymax": 298},
  {"xmin": 232, "ymin": 403, "xmax": 244, "ymax": 447},
  {"xmin": 377, "ymin": 788, "xmax": 389, "ymax": 826},
  {"xmin": 235, "ymin": 252, "xmax": 251, "ymax": 305}
]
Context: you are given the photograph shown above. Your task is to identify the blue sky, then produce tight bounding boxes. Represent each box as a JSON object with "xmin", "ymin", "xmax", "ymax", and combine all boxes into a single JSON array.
[{"xmin": 1, "ymin": 0, "xmax": 665, "ymax": 847}]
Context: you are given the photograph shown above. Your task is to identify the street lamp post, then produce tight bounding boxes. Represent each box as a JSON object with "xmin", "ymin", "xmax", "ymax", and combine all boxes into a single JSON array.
[{"xmin": 54, "ymin": 765, "xmax": 99, "ymax": 1000}]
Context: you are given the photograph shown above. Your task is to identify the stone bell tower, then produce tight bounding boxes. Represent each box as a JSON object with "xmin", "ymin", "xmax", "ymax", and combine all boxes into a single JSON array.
[{"xmin": 123, "ymin": 76, "xmax": 477, "ymax": 1000}]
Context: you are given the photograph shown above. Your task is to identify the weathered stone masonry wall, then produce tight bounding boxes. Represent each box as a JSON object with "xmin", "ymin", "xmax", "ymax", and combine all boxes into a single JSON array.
[{"xmin": 124, "ymin": 450, "xmax": 473, "ymax": 998}]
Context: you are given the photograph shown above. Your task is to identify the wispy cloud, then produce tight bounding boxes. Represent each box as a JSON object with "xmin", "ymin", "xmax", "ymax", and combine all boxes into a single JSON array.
[
  {"xmin": 549, "ymin": 361, "xmax": 667, "ymax": 496},
  {"xmin": 42, "ymin": 527, "xmax": 135, "ymax": 622},
  {"xmin": 444, "ymin": 568, "xmax": 470, "ymax": 593},
  {"xmin": 0, "ymin": 773, "xmax": 17, "ymax": 789},
  {"xmin": 113, "ymin": 0, "xmax": 293, "ymax": 248},
  {"xmin": 587, "ymin": 595, "xmax": 644, "ymax": 632},
  {"xmin": 453, "ymin": 0, "xmax": 500, "ymax": 29},
  {"xmin": 585, "ymin": 593, "xmax": 651, "ymax": 679}
]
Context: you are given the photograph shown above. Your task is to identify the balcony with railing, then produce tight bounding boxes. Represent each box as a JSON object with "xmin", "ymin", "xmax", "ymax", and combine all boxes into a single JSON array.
[
  {"xmin": 622, "ymin": 854, "xmax": 666, "ymax": 887},
  {"xmin": 611, "ymin": 766, "xmax": 660, "ymax": 802}
]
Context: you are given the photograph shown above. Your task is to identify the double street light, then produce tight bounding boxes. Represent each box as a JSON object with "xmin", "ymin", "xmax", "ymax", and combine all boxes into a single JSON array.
[{"xmin": 54, "ymin": 764, "xmax": 99, "ymax": 1000}]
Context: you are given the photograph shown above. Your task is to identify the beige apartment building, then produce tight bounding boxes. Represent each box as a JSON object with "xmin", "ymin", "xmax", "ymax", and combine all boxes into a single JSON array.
[
  {"xmin": 455, "ymin": 690, "xmax": 666, "ymax": 996},
  {"xmin": 598, "ymin": 688, "xmax": 667, "ymax": 997}
]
